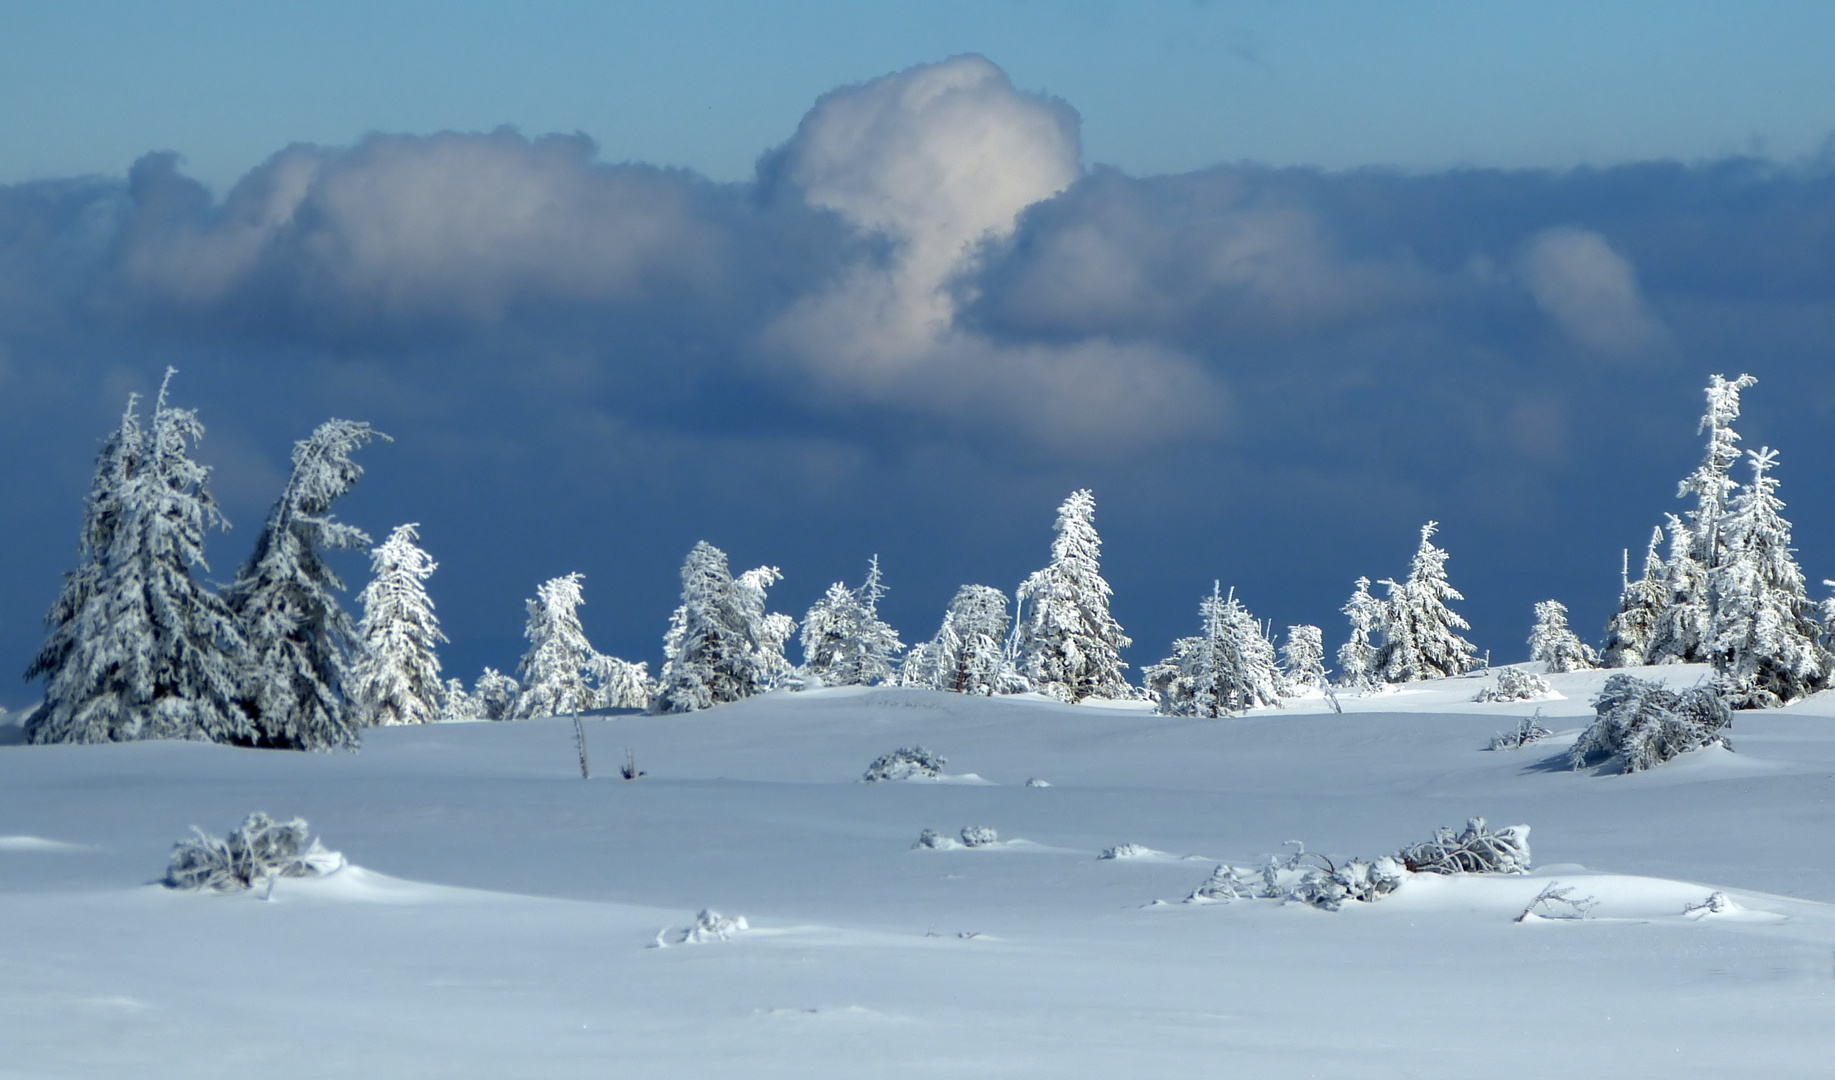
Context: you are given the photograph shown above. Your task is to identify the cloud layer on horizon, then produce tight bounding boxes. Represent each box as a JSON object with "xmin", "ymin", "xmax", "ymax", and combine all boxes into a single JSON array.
[{"xmin": 5, "ymin": 55, "xmax": 1835, "ymax": 695}]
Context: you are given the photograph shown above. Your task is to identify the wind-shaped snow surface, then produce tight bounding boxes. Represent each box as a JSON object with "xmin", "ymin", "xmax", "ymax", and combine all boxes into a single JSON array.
[
  {"xmin": 351, "ymin": 524, "xmax": 447, "ymax": 727},
  {"xmin": 1707, "ymin": 448, "xmax": 1831, "ymax": 707},
  {"xmin": 512, "ymin": 573, "xmax": 651, "ymax": 719},
  {"xmin": 1529, "ymin": 600, "xmax": 1597, "ymax": 673},
  {"xmin": 1376, "ymin": 522, "xmax": 1477, "ymax": 683},
  {"xmin": 800, "ymin": 556, "xmax": 904, "ymax": 687},
  {"xmin": 226, "ymin": 420, "xmax": 385, "ymax": 751},
  {"xmin": 901, "ymin": 584, "xmax": 1025, "ymax": 695},
  {"xmin": 25, "ymin": 372, "xmax": 250, "ymax": 745},
  {"xmin": 651, "ymin": 542, "xmax": 796, "ymax": 714},
  {"xmin": 1649, "ymin": 373, "xmax": 1758, "ymax": 666},
  {"xmin": 1014, "ymin": 490, "xmax": 1132, "ymax": 702},
  {"xmin": 1146, "ymin": 582, "xmax": 1282, "ymax": 716}
]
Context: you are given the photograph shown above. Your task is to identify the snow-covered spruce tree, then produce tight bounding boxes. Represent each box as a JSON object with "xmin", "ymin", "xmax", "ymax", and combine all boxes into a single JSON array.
[
  {"xmin": 1335, "ymin": 576, "xmax": 1383, "ymax": 690},
  {"xmin": 651, "ymin": 541, "xmax": 796, "ymax": 714},
  {"xmin": 800, "ymin": 556, "xmax": 904, "ymax": 686},
  {"xmin": 511, "ymin": 573, "xmax": 650, "ymax": 719},
  {"xmin": 1013, "ymin": 490, "xmax": 1132, "ymax": 702},
  {"xmin": 350, "ymin": 523, "xmax": 446, "ymax": 727},
  {"xmin": 1601, "ymin": 527, "xmax": 1668, "ymax": 667},
  {"xmin": 1279, "ymin": 625, "xmax": 1329, "ymax": 693},
  {"xmin": 26, "ymin": 374, "xmax": 251, "ymax": 745},
  {"xmin": 1376, "ymin": 522, "xmax": 1477, "ymax": 683},
  {"xmin": 1648, "ymin": 373, "xmax": 1758, "ymax": 665},
  {"xmin": 1528, "ymin": 600, "xmax": 1597, "ymax": 673},
  {"xmin": 225, "ymin": 420, "xmax": 384, "ymax": 751},
  {"xmin": 901, "ymin": 584, "xmax": 1025, "ymax": 695},
  {"xmin": 1145, "ymin": 583, "xmax": 1283, "ymax": 717},
  {"xmin": 1705, "ymin": 448, "xmax": 1831, "ymax": 708},
  {"xmin": 471, "ymin": 668, "xmax": 520, "ymax": 721}
]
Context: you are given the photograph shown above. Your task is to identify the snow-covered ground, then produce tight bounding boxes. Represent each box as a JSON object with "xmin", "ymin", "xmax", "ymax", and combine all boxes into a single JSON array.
[{"xmin": 4, "ymin": 664, "xmax": 1832, "ymax": 1077}]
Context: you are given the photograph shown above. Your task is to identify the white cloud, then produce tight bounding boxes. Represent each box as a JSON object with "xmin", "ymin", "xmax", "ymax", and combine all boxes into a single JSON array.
[
  {"xmin": 763, "ymin": 56, "xmax": 1223, "ymax": 447},
  {"xmin": 1521, "ymin": 226, "xmax": 1664, "ymax": 355}
]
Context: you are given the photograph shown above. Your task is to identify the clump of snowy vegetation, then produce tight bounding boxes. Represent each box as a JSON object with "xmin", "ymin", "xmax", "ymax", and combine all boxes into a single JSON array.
[
  {"xmin": 1528, "ymin": 600, "xmax": 1596, "ymax": 672},
  {"xmin": 164, "ymin": 813, "xmax": 342, "ymax": 892},
  {"xmin": 801, "ymin": 556, "xmax": 903, "ymax": 687},
  {"xmin": 1487, "ymin": 713, "xmax": 1553, "ymax": 751},
  {"xmin": 1278, "ymin": 625, "xmax": 1329, "ymax": 692},
  {"xmin": 350, "ymin": 523, "xmax": 447, "ymax": 727},
  {"xmin": 862, "ymin": 745, "xmax": 946, "ymax": 782},
  {"xmin": 512, "ymin": 573, "xmax": 651, "ymax": 719},
  {"xmin": 651, "ymin": 542, "xmax": 796, "ymax": 714},
  {"xmin": 901, "ymin": 585, "xmax": 1026, "ymax": 695},
  {"xmin": 1332, "ymin": 523, "xmax": 1477, "ymax": 691},
  {"xmin": 1516, "ymin": 882, "xmax": 1598, "ymax": 922},
  {"xmin": 1473, "ymin": 667, "xmax": 1551, "ymax": 703},
  {"xmin": 677, "ymin": 909, "xmax": 748, "ymax": 944},
  {"xmin": 1395, "ymin": 817, "xmax": 1531, "ymax": 875},
  {"xmin": 1145, "ymin": 583, "xmax": 1283, "ymax": 716},
  {"xmin": 1569, "ymin": 674, "xmax": 1732, "ymax": 773},
  {"xmin": 912, "ymin": 828, "xmax": 957, "ymax": 850},
  {"xmin": 1099, "ymin": 843, "xmax": 1154, "ymax": 860},
  {"xmin": 959, "ymin": 825, "xmax": 999, "ymax": 848}
]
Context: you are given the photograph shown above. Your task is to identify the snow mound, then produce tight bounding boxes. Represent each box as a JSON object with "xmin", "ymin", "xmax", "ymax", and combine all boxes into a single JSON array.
[{"xmin": 0, "ymin": 835, "xmax": 94, "ymax": 852}]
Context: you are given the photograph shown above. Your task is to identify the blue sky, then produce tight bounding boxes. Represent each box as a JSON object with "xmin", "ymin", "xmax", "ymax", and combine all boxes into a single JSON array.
[{"xmin": 3, "ymin": 3, "xmax": 1835, "ymax": 703}]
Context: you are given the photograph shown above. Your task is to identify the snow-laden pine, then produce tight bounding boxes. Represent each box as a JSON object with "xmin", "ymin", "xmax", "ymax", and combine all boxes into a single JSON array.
[
  {"xmin": 1145, "ymin": 583, "xmax": 1283, "ymax": 717},
  {"xmin": 1648, "ymin": 374, "xmax": 1758, "ymax": 666},
  {"xmin": 444, "ymin": 668, "xmax": 519, "ymax": 722},
  {"xmin": 800, "ymin": 556, "xmax": 904, "ymax": 687},
  {"xmin": 350, "ymin": 523, "xmax": 447, "ymax": 727},
  {"xmin": 1528, "ymin": 600, "xmax": 1596, "ymax": 673},
  {"xmin": 1375, "ymin": 522, "xmax": 1477, "ymax": 683},
  {"xmin": 651, "ymin": 542, "xmax": 796, "ymax": 714},
  {"xmin": 25, "ymin": 374, "xmax": 250, "ymax": 745},
  {"xmin": 900, "ymin": 585, "xmax": 1025, "ymax": 695},
  {"xmin": 1335, "ymin": 576, "xmax": 1383, "ymax": 690},
  {"xmin": 512, "ymin": 573, "xmax": 651, "ymax": 719},
  {"xmin": 1279, "ymin": 624, "xmax": 1329, "ymax": 692},
  {"xmin": 225, "ymin": 420, "xmax": 384, "ymax": 751},
  {"xmin": 1705, "ymin": 448, "xmax": 1831, "ymax": 707},
  {"xmin": 1013, "ymin": 490, "xmax": 1132, "ymax": 702},
  {"xmin": 1601, "ymin": 528, "xmax": 1667, "ymax": 668}
]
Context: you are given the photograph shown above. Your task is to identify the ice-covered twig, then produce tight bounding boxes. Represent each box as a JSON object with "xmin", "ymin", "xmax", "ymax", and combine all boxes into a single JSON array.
[{"xmin": 1516, "ymin": 882, "xmax": 1597, "ymax": 922}]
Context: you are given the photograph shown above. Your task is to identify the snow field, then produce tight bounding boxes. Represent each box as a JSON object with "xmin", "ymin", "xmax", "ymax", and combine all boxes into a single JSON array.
[{"xmin": 4, "ymin": 673, "xmax": 1834, "ymax": 1076}]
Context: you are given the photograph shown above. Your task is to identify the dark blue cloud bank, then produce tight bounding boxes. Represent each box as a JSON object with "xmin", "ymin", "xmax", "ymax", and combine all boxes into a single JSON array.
[{"xmin": 6, "ymin": 55, "xmax": 1835, "ymax": 703}]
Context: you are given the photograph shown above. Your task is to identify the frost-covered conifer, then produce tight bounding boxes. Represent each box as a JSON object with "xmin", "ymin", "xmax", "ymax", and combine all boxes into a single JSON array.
[
  {"xmin": 1145, "ymin": 583, "xmax": 1282, "ymax": 717},
  {"xmin": 901, "ymin": 584, "xmax": 1024, "ymax": 695},
  {"xmin": 1602, "ymin": 528, "xmax": 1667, "ymax": 667},
  {"xmin": 512, "ymin": 573, "xmax": 651, "ymax": 719},
  {"xmin": 651, "ymin": 542, "xmax": 796, "ymax": 714},
  {"xmin": 800, "ymin": 556, "xmax": 904, "ymax": 686},
  {"xmin": 1376, "ymin": 522, "xmax": 1477, "ymax": 683},
  {"xmin": 1335, "ymin": 576, "xmax": 1383, "ymax": 690},
  {"xmin": 1528, "ymin": 600, "xmax": 1597, "ymax": 673},
  {"xmin": 1279, "ymin": 625, "xmax": 1329, "ymax": 693},
  {"xmin": 350, "ymin": 523, "xmax": 446, "ymax": 726},
  {"xmin": 440, "ymin": 678, "xmax": 482, "ymax": 722},
  {"xmin": 1648, "ymin": 373, "xmax": 1758, "ymax": 665},
  {"xmin": 472, "ymin": 668, "xmax": 521, "ymax": 721},
  {"xmin": 26, "ymin": 373, "xmax": 251, "ymax": 745},
  {"xmin": 226, "ymin": 420, "xmax": 384, "ymax": 751},
  {"xmin": 1705, "ymin": 448, "xmax": 1830, "ymax": 707},
  {"xmin": 1013, "ymin": 490, "xmax": 1132, "ymax": 702}
]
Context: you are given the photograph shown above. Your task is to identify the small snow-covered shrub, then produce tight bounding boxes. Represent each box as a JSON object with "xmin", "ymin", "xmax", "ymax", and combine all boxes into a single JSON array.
[
  {"xmin": 862, "ymin": 745, "xmax": 946, "ymax": 783},
  {"xmin": 1569, "ymin": 674, "xmax": 1732, "ymax": 773},
  {"xmin": 1474, "ymin": 667, "xmax": 1550, "ymax": 703},
  {"xmin": 1683, "ymin": 891, "xmax": 1737, "ymax": 918},
  {"xmin": 959, "ymin": 825, "xmax": 999, "ymax": 848},
  {"xmin": 1488, "ymin": 713, "xmax": 1553, "ymax": 751},
  {"xmin": 1099, "ymin": 843, "xmax": 1153, "ymax": 860},
  {"xmin": 1025, "ymin": 777, "xmax": 1051, "ymax": 788},
  {"xmin": 679, "ymin": 909, "xmax": 748, "ymax": 943},
  {"xmin": 164, "ymin": 813, "xmax": 342, "ymax": 892},
  {"xmin": 1186, "ymin": 863, "xmax": 1256, "ymax": 903},
  {"xmin": 912, "ymin": 828, "xmax": 957, "ymax": 850},
  {"xmin": 1396, "ymin": 817, "xmax": 1531, "ymax": 875}
]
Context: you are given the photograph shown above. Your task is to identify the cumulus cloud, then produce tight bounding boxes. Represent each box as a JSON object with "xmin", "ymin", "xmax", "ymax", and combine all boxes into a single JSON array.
[
  {"xmin": 1520, "ymin": 225, "xmax": 1665, "ymax": 355},
  {"xmin": 761, "ymin": 56, "xmax": 1223, "ymax": 447}
]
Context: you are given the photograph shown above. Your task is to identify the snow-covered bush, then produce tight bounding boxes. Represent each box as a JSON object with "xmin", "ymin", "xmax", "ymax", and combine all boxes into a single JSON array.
[
  {"xmin": 862, "ymin": 745, "xmax": 945, "ymax": 782},
  {"xmin": 959, "ymin": 825, "xmax": 999, "ymax": 848},
  {"xmin": 1186, "ymin": 863, "xmax": 1256, "ymax": 903},
  {"xmin": 1569, "ymin": 674, "xmax": 1732, "ymax": 773},
  {"xmin": 679, "ymin": 910, "xmax": 748, "ymax": 943},
  {"xmin": 1013, "ymin": 490, "xmax": 1133, "ymax": 702},
  {"xmin": 1185, "ymin": 842, "xmax": 1408, "ymax": 911},
  {"xmin": 1487, "ymin": 713, "xmax": 1553, "ymax": 751},
  {"xmin": 1289, "ymin": 857, "xmax": 1406, "ymax": 912},
  {"xmin": 1516, "ymin": 882, "xmax": 1597, "ymax": 922},
  {"xmin": 1396, "ymin": 817, "xmax": 1531, "ymax": 875},
  {"xmin": 164, "ymin": 812, "xmax": 342, "ymax": 892},
  {"xmin": 1528, "ymin": 600, "xmax": 1597, "ymax": 673},
  {"xmin": 1473, "ymin": 667, "xmax": 1551, "ymax": 703},
  {"xmin": 912, "ymin": 828, "xmax": 957, "ymax": 850},
  {"xmin": 1099, "ymin": 843, "xmax": 1154, "ymax": 861}
]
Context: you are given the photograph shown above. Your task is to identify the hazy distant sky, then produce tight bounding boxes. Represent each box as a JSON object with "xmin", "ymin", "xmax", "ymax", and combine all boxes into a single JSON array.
[
  {"xmin": 6, "ymin": 1, "xmax": 1834, "ymax": 191},
  {"xmin": 4, "ymin": 3, "xmax": 1835, "ymax": 705}
]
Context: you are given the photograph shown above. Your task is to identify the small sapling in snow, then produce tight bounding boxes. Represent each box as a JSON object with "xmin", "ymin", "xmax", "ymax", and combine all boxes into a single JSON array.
[
  {"xmin": 1488, "ymin": 712, "xmax": 1553, "ymax": 751},
  {"xmin": 1516, "ymin": 882, "xmax": 1597, "ymax": 922}
]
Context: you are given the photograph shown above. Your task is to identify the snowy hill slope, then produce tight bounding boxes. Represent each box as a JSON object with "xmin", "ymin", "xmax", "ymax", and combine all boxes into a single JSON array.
[{"xmin": 4, "ymin": 668, "xmax": 1833, "ymax": 1077}]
